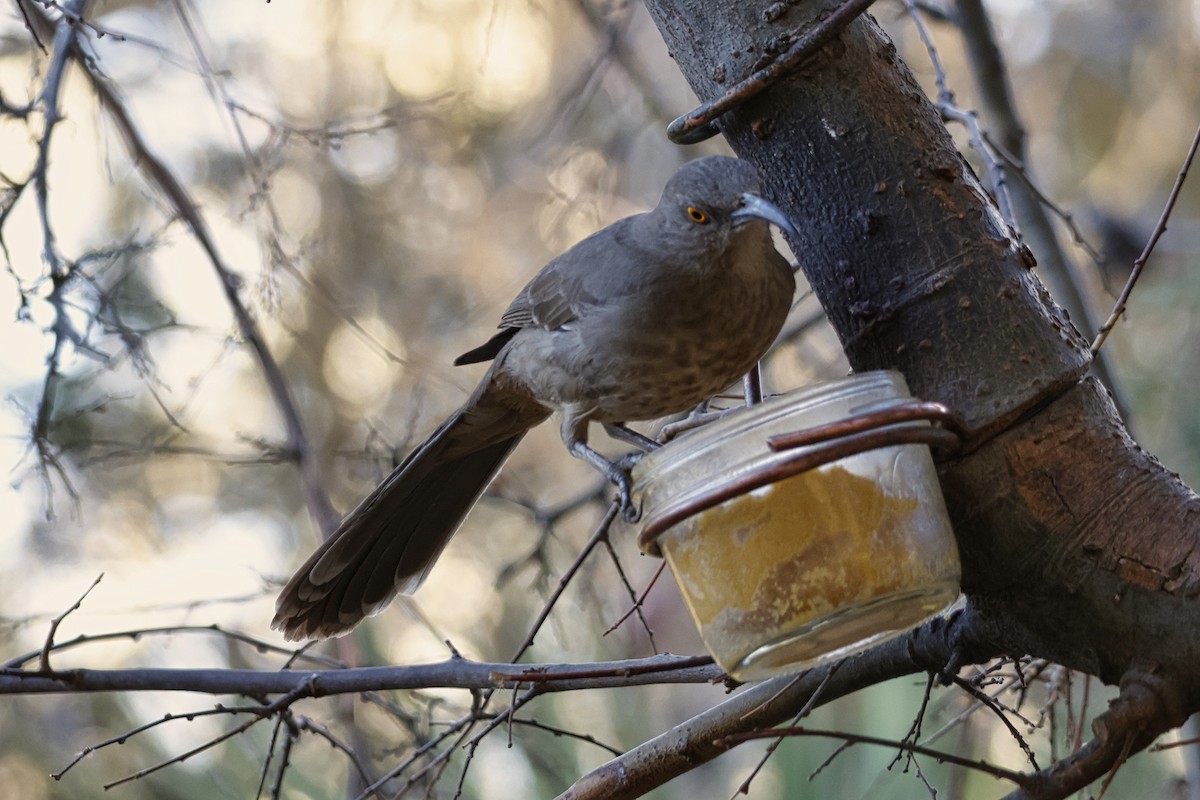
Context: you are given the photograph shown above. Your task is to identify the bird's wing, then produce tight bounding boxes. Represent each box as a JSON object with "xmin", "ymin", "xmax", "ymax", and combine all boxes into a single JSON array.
[
  {"xmin": 499, "ymin": 264, "xmax": 580, "ymax": 331},
  {"xmin": 500, "ymin": 215, "xmax": 650, "ymax": 331},
  {"xmin": 456, "ymin": 216, "xmax": 652, "ymax": 366}
]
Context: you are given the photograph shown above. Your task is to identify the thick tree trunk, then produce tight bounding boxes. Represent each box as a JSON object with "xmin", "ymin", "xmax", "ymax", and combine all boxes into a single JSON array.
[{"xmin": 642, "ymin": 0, "xmax": 1200, "ymax": 694}]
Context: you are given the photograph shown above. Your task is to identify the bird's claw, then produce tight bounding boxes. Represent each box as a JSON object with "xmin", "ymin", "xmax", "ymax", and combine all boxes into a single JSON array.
[
  {"xmin": 618, "ymin": 479, "xmax": 642, "ymax": 523},
  {"xmin": 613, "ymin": 455, "xmax": 642, "ymax": 523},
  {"xmin": 615, "ymin": 451, "xmax": 645, "ymax": 472}
]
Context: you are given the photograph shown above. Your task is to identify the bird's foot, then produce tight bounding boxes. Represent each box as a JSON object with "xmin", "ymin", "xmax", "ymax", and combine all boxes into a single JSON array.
[
  {"xmin": 613, "ymin": 451, "xmax": 644, "ymax": 522},
  {"xmin": 603, "ymin": 422, "xmax": 661, "ymax": 452},
  {"xmin": 568, "ymin": 439, "xmax": 644, "ymax": 523},
  {"xmin": 614, "ymin": 466, "xmax": 641, "ymax": 523},
  {"xmin": 659, "ymin": 406, "xmax": 740, "ymax": 442},
  {"xmin": 615, "ymin": 450, "xmax": 645, "ymax": 472}
]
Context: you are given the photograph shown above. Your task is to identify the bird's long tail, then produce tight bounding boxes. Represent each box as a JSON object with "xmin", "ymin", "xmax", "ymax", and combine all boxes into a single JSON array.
[{"xmin": 273, "ymin": 380, "xmax": 548, "ymax": 641}]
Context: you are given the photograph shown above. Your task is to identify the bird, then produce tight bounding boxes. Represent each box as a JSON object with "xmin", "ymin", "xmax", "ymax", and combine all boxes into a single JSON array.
[{"xmin": 273, "ymin": 155, "xmax": 799, "ymax": 641}]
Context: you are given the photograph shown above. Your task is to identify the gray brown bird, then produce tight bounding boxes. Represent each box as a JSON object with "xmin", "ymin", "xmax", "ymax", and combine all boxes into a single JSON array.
[{"xmin": 273, "ymin": 156, "xmax": 798, "ymax": 641}]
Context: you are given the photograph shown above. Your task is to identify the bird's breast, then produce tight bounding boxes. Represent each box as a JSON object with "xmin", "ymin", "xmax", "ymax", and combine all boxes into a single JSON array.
[{"xmin": 497, "ymin": 251, "xmax": 794, "ymax": 424}]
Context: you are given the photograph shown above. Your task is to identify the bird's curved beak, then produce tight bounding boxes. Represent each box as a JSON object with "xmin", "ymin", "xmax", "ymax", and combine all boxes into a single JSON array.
[{"xmin": 732, "ymin": 193, "xmax": 799, "ymax": 240}]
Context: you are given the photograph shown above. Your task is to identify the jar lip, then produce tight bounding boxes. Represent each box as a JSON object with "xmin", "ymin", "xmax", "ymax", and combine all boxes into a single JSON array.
[
  {"xmin": 631, "ymin": 370, "xmax": 942, "ymax": 555},
  {"xmin": 636, "ymin": 370, "xmax": 909, "ymax": 476},
  {"xmin": 633, "ymin": 370, "xmax": 909, "ymax": 486}
]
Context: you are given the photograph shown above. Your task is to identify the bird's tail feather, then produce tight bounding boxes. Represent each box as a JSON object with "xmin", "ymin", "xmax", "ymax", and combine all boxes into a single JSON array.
[{"xmin": 273, "ymin": 408, "xmax": 531, "ymax": 641}]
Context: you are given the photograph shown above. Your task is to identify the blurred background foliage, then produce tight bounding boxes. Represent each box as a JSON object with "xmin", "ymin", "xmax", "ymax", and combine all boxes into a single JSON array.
[{"xmin": 0, "ymin": 0, "xmax": 1197, "ymax": 798}]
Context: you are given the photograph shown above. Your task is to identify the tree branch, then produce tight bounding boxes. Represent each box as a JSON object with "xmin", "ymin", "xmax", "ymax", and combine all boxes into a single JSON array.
[
  {"xmin": 0, "ymin": 653, "xmax": 724, "ymax": 696},
  {"xmin": 16, "ymin": 0, "xmax": 338, "ymax": 533},
  {"xmin": 1091, "ymin": 119, "xmax": 1200, "ymax": 354},
  {"xmin": 952, "ymin": 0, "xmax": 1129, "ymax": 418},
  {"xmin": 559, "ymin": 608, "xmax": 998, "ymax": 799},
  {"xmin": 1001, "ymin": 668, "xmax": 1190, "ymax": 800},
  {"xmin": 725, "ymin": 725, "xmax": 1030, "ymax": 787}
]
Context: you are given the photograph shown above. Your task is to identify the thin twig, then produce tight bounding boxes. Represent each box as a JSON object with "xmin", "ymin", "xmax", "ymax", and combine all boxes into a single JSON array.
[
  {"xmin": 599, "ymin": 535, "xmax": 657, "ymax": 651},
  {"xmin": 1092, "ymin": 119, "xmax": 1200, "ymax": 354},
  {"xmin": 509, "ymin": 502, "xmax": 620, "ymax": 662},
  {"xmin": 267, "ymin": 720, "xmax": 296, "ymax": 800},
  {"xmin": 102, "ymin": 679, "xmax": 317, "ymax": 790},
  {"xmin": 891, "ymin": 672, "xmax": 936, "ymax": 771},
  {"xmin": 452, "ymin": 685, "xmax": 543, "ymax": 799},
  {"xmin": 28, "ymin": 0, "xmax": 86, "ymax": 514},
  {"xmin": 173, "ymin": 0, "xmax": 415, "ymax": 422},
  {"xmin": 30, "ymin": 0, "xmax": 126, "ymax": 40},
  {"xmin": 508, "ymin": 714, "xmax": 624, "ymax": 757},
  {"xmin": 55, "ymin": 700, "xmax": 280, "ymax": 780},
  {"xmin": 349, "ymin": 713, "xmax": 475, "ymax": 800},
  {"xmin": 981, "ymin": 135, "xmax": 1105, "ymax": 266},
  {"xmin": 291, "ymin": 716, "xmax": 379, "ymax": 797},
  {"xmin": 603, "ymin": 560, "xmax": 666, "ymax": 637},
  {"xmin": 920, "ymin": 658, "xmax": 1048, "ymax": 750},
  {"xmin": 951, "ymin": 674, "xmax": 1040, "ymax": 770},
  {"xmin": 7, "ymin": 623, "xmax": 343, "ymax": 671},
  {"xmin": 256, "ymin": 713, "xmax": 287, "ymax": 799},
  {"xmin": 734, "ymin": 661, "xmax": 843, "ymax": 798},
  {"xmin": 24, "ymin": 0, "xmax": 338, "ymax": 533},
  {"xmin": 723, "ymin": 726, "xmax": 1031, "ymax": 786},
  {"xmin": 902, "ymin": 0, "xmax": 1017, "ymax": 232},
  {"xmin": 39, "ymin": 574, "xmax": 103, "ymax": 672}
]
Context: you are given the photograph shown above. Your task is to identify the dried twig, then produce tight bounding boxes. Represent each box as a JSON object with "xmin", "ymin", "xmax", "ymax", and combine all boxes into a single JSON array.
[
  {"xmin": 1092, "ymin": 120, "xmax": 1200, "ymax": 354},
  {"xmin": 15, "ymin": 0, "xmax": 338, "ymax": 533},
  {"xmin": 6, "ymin": 623, "xmax": 343, "ymax": 671},
  {"xmin": 38, "ymin": 574, "xmax": 103, "ymax": 672},
  {"xmin": 102, "ymin": 679, "xmax": 317, "ymax": 790},
  {"xmin": 0, "ymin": 653, "xmax": 723, "ymax": 696},
  {"xmin": 724, "ymin": 726, "xmax": 1031, "ymax": 786},
  {"xmin": 901, "ymin": 0, "xmax": 1017, "ymax": 231},
  {"xmin": 733, "ymin": 661, "xmax": 844, "ymax": 798}
]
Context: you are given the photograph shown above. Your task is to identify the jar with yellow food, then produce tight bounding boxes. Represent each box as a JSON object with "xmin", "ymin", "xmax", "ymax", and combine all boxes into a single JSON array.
[{"xmin": 632, "ymin": 371, "xmax": 961, "ymax": 681}]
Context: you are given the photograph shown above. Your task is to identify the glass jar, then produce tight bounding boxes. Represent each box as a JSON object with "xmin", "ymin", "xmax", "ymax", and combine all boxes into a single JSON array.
[{"xmin": 632, "ymin": 371, "xmax": 961, "ymax": 681}]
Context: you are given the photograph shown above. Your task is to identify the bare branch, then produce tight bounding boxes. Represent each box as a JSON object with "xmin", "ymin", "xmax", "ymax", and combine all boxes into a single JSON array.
[
  {"xmin": 725, "ymin": 725, "xmax": 1030, "ymax": 786},
  {"xmin": 1000, "ymin": 669, "xmax": 1189, "ymax": 800},
  {"xmin": 292, "ymin": 715, "xmax": 378, "ymax": 796},
  {"xmin": 5, "ymin": 623, "xmax": 344, "ymax": 671},
  {"xmin": 54, "ymin": 700, "xmax": 287, "ymax": 781},
  {"xmin": 951, "ymin": 0, "xmax": 1129, "ymax": 418},
  {"xmin": 38, "ymin": 573, "xmax": 102, "ymax": 672},
  {"xmin": 560, "ymin": 609, "xmax": 998, "ymax": 799},
  {"xmin": 602, "ymin": 559, "xmax": 666, "ymax": 637},
  {"xmin": 509, "ymin": 502, "xmax": 621, "ymax": 662},
  {"xmin": 1092, "ymin": 119, "xmax": 1200, "ymax": 354},
  {"xmin": 0, "ymin": 653, "xmax": 724, "ymax": 696},
  {"xmin": 15, "ymin": 0, "xmax": 338, "ymax": 533},
  {"xmin": 599, "ymin": 533, "xmax": 657, "ymax": 651},
  {"xmin": 734, "ymin": 660, "xmax": 844, "ymax": 797},
  {"xmin": 950, "ymin": 674, "xmax": 1039, "ymax": 769},
  {"xmin": 901, "ymin": 0, "xmax": 1017, "ymax": 231},
  {"xmin": 103, "ymin": 678, "xmax": 318, "ymax": 790}
]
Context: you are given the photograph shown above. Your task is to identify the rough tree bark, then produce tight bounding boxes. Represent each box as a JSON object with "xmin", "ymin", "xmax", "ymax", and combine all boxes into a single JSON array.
[{"xmin": 592, "ymin": 0, "xmax": 1200, "ymax": 793}]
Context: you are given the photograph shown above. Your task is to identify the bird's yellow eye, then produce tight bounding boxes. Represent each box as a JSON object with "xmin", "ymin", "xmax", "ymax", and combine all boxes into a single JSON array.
[{"xmin": 687, "ymin": 206, "xmax": 709, "ymax": 224}]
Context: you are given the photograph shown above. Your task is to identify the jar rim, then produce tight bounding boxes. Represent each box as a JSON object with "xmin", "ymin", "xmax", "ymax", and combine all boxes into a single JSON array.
[{"xmin": 630, "ymin": 370, "xmax": 953, "ymax": 555}]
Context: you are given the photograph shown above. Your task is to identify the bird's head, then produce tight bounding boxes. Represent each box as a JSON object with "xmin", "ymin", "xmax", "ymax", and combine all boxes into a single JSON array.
[{"xmin": 652, "ymin": 156, "xmax": 798, "ymax": 254}]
